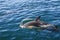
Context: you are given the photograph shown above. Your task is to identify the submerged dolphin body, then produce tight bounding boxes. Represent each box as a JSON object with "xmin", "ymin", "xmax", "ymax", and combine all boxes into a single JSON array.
[{"xmin": 20, "ymin": 16, "xmax": 58, "ymax": 31}]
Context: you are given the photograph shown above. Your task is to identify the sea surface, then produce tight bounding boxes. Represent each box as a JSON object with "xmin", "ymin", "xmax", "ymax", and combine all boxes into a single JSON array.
[{"xmin": 0, "ymin": 0, "xmax": 60, "ymax": 40}]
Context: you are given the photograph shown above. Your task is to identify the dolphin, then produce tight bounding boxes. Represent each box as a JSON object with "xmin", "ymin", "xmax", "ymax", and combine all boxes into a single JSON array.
[
  {"xmin": 20, "ymin": 16, "xmax": 47, "ymax": 28},
  {"xmin": 20, "ymin": 16, "xmax": 58, "ymax": 31}
]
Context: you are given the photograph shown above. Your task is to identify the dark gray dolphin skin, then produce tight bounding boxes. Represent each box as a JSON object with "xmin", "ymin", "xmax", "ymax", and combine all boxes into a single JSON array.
[
  {"xmin": 20, "ymin": 16, "xmax": 58, "ymax": 31},
  {"xmin": 23, "ymin": 16, "xmax": 47, "ymax": 27}
]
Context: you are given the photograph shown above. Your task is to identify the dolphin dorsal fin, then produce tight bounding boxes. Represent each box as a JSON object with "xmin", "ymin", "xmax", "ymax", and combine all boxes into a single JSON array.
[{"xmin": 35, "ymin": 16, "xmax": 41, "ymax": 21}]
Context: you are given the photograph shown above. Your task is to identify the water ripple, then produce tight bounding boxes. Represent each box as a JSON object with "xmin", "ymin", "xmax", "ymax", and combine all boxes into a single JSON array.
[{"xmin": 0, "ymin": 0, "xmax": 60, "ymax": 40}]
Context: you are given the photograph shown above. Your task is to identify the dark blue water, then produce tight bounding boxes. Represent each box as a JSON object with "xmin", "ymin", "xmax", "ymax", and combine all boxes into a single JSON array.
[{"xmin": 0, "ymin": 0, "xmax": 60, "ymax": 40}]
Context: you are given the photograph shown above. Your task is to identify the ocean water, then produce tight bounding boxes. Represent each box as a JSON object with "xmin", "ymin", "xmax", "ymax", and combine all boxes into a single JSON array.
[{"xmin": 0, "ymin": 0, "xmax": 60, "ymax": 40}]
